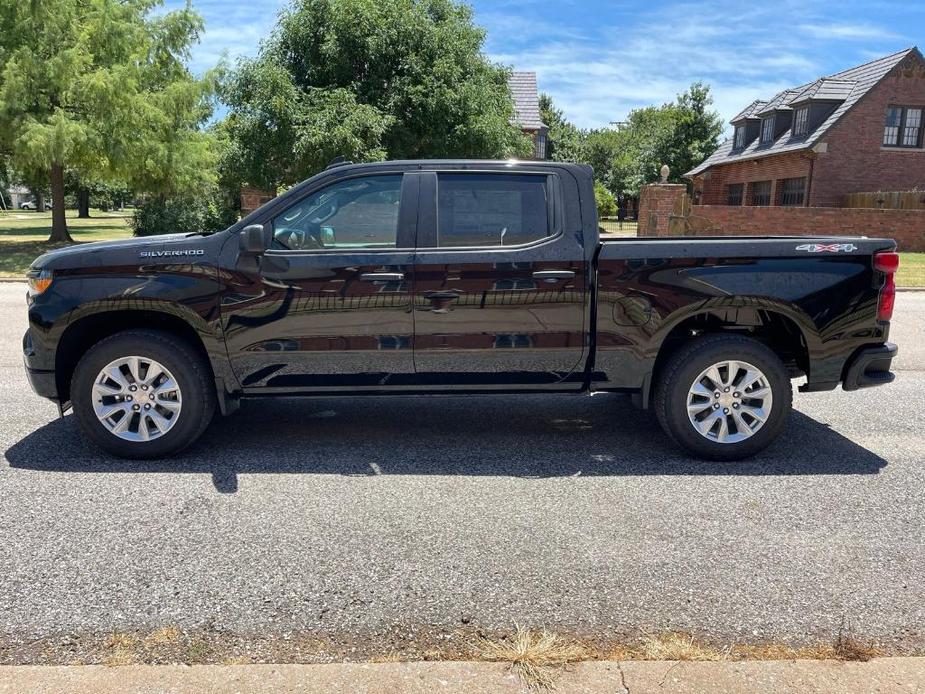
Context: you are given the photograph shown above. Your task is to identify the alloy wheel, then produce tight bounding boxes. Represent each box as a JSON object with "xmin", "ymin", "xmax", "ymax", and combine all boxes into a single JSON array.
[
  {"xmin": 686, "ymin": 359, "xmax": 773, "ymax": 444},
  {"xmin": 91, "ymin": 356, "xmax": 182, "ymax": 442}
]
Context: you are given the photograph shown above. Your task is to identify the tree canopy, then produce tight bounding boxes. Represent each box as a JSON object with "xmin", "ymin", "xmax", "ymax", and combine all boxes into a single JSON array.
[
  {"xmin": 538, "ymin": 93, "xmax": 584, "ymax": 163},
  {"xmin": 0, "ymin": 0, "xmax": 217, "ymax": 240},
  {"xmin": 221, "ymin": 0, "xmax": 532, "ymax": 188},
  {"xmin": 540, "ymin": 83, "xmax": 724, "ymax": 199}
]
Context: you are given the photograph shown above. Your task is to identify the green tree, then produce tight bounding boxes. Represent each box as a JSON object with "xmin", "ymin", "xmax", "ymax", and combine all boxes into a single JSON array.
[
  {"xmin": 0, "ymin": 0, "xmax": 216, "ymax": 242},
  {"xmin": 594, "ymin": 181, "xmax": 616, "ymax": 218},
  {"xmin": 538, "ymin": 93, "xmax": 585, "ymax": 162},
  {"xmin": 221, "ymin": 0, "xmax": 531, "ymax": 188},
  {"xmin": 615, "ymin": 82, "xmax": 723, "ymax": 193}
]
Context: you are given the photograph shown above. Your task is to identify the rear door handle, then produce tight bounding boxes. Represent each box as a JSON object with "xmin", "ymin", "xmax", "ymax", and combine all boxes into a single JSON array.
[
  {"xmin": 532, "ymin": 270, "xmax": 575, "ymax": 280},
  {"xmin": 360, "ymin": 272, "xmax": 405, "ymax": 282}
]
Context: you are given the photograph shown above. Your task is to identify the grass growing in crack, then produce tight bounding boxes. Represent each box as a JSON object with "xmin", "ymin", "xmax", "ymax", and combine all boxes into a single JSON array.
[
  {"xmin": 103, "ymin": 633, "xmax": 140, "ymax": 667},
  {"xmin": 478, "ymin": 624, "xmax": 589, "ymax": 690},
  {"xmin": 639, "ymin": 632, "xmax": 730, "ymax": 661},
  {"xmin": 608, "ymin": 629, "xmax": 884, "ymax": 663},
  {"xmin": 146, "ymin": 625, "xmax": 181, "ymax": 645},
  {"xmin": 833, "ymin": 620, "xmax": 882, "ymax": 662}
]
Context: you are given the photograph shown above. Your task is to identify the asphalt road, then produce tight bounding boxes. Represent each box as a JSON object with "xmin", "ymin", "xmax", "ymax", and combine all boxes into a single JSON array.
[{"xmin": 1, "ymin": 283, "xmax": 923, "ymax": 658}]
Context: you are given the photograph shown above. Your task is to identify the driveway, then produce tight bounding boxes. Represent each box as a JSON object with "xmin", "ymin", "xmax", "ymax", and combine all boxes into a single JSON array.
[{"xmin": 1, "ymin": 283, "xmax": 923, "ymax": 661}]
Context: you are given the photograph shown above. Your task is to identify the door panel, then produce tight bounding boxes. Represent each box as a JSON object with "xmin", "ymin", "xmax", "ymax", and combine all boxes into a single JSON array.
[
  {"xmin": 411, "ymin": 171, "xmax": 589, "ymax": 387},
  {"xmin": 221, "ymin": 172, "xmax": 417, "ymax": 390}
]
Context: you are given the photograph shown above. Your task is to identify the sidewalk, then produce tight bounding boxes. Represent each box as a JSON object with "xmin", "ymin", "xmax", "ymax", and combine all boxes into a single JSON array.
[{"xmin": 1, "ymin": 659, "xmax": 922, "ymax": 693}]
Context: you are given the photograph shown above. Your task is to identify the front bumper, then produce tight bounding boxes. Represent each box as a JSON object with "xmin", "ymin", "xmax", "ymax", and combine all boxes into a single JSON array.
[
  {"xmin": 842, "ymin": 342, "xmax": 898, "ymax": 391},
  {"xmin": 23, "ymin": 329, "xmax": 59, "ymax": 401},
  {"xmin": 25, "ymin": 366, "xmax": 58, "ymax": 400}
]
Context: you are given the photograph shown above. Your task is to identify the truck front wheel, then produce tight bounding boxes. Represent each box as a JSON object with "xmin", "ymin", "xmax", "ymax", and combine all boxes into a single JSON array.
[
  {"xmin": 654, "ymin": 334, "xmax": 792, "ymax": 461},
  {"xmin": 71, "ymin": 330, "xmax": 216, "ymax": 459}
]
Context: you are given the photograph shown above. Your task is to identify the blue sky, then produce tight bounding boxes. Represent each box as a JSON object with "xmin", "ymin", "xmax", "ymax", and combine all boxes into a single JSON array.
[{"xmin": 164, "ymin": 0, "xmax": 921, "ymax": 131}]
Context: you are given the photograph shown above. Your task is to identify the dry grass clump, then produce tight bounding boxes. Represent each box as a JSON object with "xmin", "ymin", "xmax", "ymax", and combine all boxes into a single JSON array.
[
  {"xmin": 639, "ymin": 632, "xmax": 729, "ymax": 661},
  {"xmin": 145, "ymin": 625, "xmax": 181, "ymax": 645},
  {"xmin": 608, "ymin": 627, "xmax": 883, "ymax": 663},
  {"xmin": 103, "ymin": 632, "xmax": 140, "ymax": 667},
  {"xmin": 832, "ymin": 626, "xmax": 882, "ymax": 662},
  {"xmin": 478, "ymin": 624, "xmax": 589, "ymax": 690}
]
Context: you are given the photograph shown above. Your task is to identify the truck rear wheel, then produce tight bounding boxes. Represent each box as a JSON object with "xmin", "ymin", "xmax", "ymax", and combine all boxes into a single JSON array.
[
  {"xmin": 654, "ymin": 334, "xmax": 792, "ymax": 461},
  {"xmin": 71, "ymin": 330, "xmax": 215, "ymax": 459}
]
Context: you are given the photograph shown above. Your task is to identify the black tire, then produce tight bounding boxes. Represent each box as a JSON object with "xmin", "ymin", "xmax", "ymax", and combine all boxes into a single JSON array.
[
  {"xmin": 654, "ymin": 334, "xmax": 792, "ymax": 461},
  {"xmin": 71, "ymin": 330, "xmax": 216, "ymax": 459}
]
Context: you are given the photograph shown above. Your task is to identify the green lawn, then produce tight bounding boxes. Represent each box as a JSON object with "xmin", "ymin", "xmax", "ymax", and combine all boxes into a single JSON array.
[
  {"xmin": 897, "ymin": 252, "xmax": 924, "ymax": 288},
  {"xmin": 0, "ymin": 209, "xmax": 133, "ymax": 277},
  {"xmin": 599, "ymin": 218, "xmax": 638, "ymax": 237}
]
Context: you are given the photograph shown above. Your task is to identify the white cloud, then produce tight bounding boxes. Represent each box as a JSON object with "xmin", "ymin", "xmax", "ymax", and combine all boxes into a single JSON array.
[
  {"xmin": 480, "ymin": 0, "xmax": 910, "ymax": 128},
  {"xmin": 165, "ymin": 0, "xmax": 912, "ymax": 132},
  {"xmin": 798, "ymin": 23, "xmax": 902, "ymax": 40}
]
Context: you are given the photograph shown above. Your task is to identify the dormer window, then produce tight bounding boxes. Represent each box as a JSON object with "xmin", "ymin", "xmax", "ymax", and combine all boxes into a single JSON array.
[
  {"xmin": 760, "ymin": 116, "xmax": 775, "ymax": 144},
  {"xmin": 793, "ymin": 107, "xmax": 809, "ymax": 136},
  {"xmin": 733, "ymin": 126, "xmax": 746, "ymax": 149}
]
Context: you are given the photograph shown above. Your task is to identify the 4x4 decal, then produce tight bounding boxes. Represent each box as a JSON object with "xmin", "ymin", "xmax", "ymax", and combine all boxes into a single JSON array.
[{"xmin": 795, "ymin": 243, "xmax": 858, "ymax": 253}]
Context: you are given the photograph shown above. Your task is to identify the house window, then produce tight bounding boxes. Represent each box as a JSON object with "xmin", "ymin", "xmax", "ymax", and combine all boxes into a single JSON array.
[
  {"xmin": 883, "ymin": 106, "xmax": 924, "ymax": 148},
  {"xmin": 733, "ymin": 126, "xmax": 746, "ymax": 149},
  {"xmin": 779, "ymin": 177, "xmax": 806, "ymax": 206},
  {"xmin": 726, "ymin": 183, "xmax": 744, "ymax": 206},
  {"xmin": 534, "ymin": 131, "xmax": 547, "ymax": 159},
  {"xmin": 760, "ymin": 117, "xmax": 775, "ymax": 144},
  {"xmin": 793, "ymin": 107, "xmax": 809, "ymax": 136},
  {"xmin": 750, "ymin": 181, "xmax": 772, "ymax": 206}
]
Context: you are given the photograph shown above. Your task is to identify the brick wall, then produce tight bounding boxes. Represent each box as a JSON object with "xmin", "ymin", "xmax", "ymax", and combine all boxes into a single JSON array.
[
  {"xmin": 637, "ymin": 183, "xmax": 688, "ymax": 235},
  {"xmin": 240, "ymin": 186, "xmax": 278, "ymax": 216},
  {"xmin": 641, "ymin": 182, "xmax": 925, "ymax": 250},
  {"xmin": 686, "ymin": 205, "xmax": 925, "ymax": 251}
]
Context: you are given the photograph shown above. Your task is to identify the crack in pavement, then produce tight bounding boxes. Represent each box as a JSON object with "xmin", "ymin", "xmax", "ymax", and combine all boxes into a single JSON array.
[{"xmin": 616, "ymin": 661, "xmax": 629, "ymax": 693}]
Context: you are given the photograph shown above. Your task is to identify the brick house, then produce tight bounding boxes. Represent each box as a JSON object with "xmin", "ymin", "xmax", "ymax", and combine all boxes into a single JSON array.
[
  {"xmin": 685, "ymin": 47, "xmax": 925, "ymax": 207},
  {"xmin": 510, "ymin": 71, "xmax": 548, "ymax": 159}
]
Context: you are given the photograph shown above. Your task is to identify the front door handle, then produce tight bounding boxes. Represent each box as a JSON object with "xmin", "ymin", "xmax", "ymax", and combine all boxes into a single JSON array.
[
  {"xmin": 360, "ymin": 272, "xmax": 405, "ymax": 282},
  {"xmin": 532, "ymin": 270, "xmax": 575, "ymax": 280}
]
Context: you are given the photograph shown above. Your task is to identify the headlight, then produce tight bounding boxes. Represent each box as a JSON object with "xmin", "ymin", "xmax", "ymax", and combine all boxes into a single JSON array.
[{"xmin": 27, "ymin": 269, "xmax": 53, "ymax": 297}]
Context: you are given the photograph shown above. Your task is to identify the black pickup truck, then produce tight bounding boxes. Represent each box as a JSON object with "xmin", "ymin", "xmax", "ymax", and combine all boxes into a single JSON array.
[{"xmin": 23, "ymin": 160, "xmax": 899, "ymax": 460}]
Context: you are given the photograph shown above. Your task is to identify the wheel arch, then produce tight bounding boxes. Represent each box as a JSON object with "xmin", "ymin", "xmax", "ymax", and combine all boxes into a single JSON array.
[
  {"xmin": 55, "ymin": 308, "xmax": 224, "ymax": 405},
  {"xmin": 645, "ymin": 301, "xmax": 814, "ymax": 408}
]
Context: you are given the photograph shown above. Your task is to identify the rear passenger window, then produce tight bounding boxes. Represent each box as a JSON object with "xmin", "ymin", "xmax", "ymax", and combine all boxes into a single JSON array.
[{"xmin": 437, "ymin": 173, "xmax": 551, "ymax": 247}]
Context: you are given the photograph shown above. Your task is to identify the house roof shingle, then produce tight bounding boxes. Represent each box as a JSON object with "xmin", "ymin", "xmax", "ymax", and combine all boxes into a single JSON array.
[
  {"xmin": 789, "ymin": 78, "xmax": 856, "ymax": 105},
  {"xmin": 730, "ymin": 99, "xmax": 768, "ymax": 122},
  {"xmin": 685, "ymin": 47, "xmax": 921, "ymax": 177},
  {"xmin": 509, "ymin": 71, "xmax": 546, "ymax": 131}
]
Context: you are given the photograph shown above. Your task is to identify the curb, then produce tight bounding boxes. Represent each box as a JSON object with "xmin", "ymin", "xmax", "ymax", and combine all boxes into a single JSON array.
[{"xmin": 0, "ymin": 659, "xmax": 923, "ymax": 694}]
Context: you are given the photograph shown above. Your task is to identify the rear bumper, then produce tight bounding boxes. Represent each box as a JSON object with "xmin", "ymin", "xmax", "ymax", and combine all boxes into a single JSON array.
[{"xmin": 842, "ymin": 342, "xmax": 898, "ymax": 391}]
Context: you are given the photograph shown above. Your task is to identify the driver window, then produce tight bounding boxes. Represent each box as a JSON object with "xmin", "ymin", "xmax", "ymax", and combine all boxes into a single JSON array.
[{"xmin": 271, "ymin": 174, "xmax": 403, "ymax": 251}]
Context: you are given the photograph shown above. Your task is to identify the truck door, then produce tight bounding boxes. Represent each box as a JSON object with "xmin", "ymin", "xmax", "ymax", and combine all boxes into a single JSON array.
[
  {"xmin": 411, "ymin": 170, "xmax": 589, "ymax": 388},
  {"xmin": 222, "ymin": 172, "xmax": 418, "ymax": 390}
]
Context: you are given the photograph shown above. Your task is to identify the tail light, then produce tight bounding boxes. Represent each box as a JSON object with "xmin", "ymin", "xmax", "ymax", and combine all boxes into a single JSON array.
[{"xmin": 874, "ymin": 252, "xmax": 899, "ymax": 322}]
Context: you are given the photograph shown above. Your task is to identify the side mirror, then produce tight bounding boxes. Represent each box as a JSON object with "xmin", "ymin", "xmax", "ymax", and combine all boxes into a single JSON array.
[{"xmin": 239, "ymin": 224, "xmax": 272, "ymax": 254}]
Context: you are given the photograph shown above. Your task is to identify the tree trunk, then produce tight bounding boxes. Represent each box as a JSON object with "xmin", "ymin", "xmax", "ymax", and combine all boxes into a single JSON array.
[
  {"xmin": 48, "ymin": 164, "xmax": 72, "ymax": 243},
  {"xmin": 77, "ymin": 188, "xmax": 90, "ymax": 218},
  {"xmin": 33, "ymin": 189, "xmax": 45, "ymax": 212}
]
